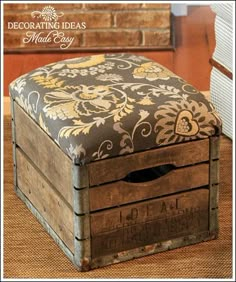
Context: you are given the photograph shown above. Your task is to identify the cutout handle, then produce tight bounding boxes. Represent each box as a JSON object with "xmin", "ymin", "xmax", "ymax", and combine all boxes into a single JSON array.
[{"xmin": 123, "ymin": 164, "xmax": 175, "ymax": 183}]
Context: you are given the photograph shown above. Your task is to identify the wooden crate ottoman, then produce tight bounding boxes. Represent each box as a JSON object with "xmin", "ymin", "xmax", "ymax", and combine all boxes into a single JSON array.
[{"xmin": 9, "ymin": 53, "xmax": 222, "ymax": 271}]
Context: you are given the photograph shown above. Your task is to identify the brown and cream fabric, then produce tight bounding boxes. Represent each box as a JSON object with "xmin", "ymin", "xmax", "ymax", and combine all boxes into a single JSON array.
[{"xmin": 9, "ymin": 53, "xmax": 222, "ymax": 164}]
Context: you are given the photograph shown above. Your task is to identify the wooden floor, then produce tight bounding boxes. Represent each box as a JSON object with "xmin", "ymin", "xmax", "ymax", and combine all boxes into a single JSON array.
[{"xmin": 4, "ymin": 6, "xmax": 216, "ymax": 96}]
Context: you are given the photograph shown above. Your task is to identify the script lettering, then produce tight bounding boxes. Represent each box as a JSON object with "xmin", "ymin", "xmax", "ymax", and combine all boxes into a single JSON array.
[{"xmin": 23, "ymin": 30, "xmax": 75, "ymax": 49}]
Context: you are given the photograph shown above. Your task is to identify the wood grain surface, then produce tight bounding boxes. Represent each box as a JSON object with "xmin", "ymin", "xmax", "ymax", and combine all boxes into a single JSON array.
[
  {"xmin": 16, "ymin": 148, "xmax": 74, "ymax": 252},
  {"xmin": 209, "ymin": 58, "xmax": 233, "ymax": 80},
  {"xmin": 88, "ymin": 139, "xmax": 209, "ymax": 186},
  {"xmin": 14, "ymin": 102, "xmax": 73, "ymax": 205},
  {"xmin": 90, "ymin": 189, "xmax": 209, "ymax": 237},
  {"xmin": 3, "ymin": 113, "xmax": 232, "ymax": 278},
  {"xmin": 91, "ymin": 189, "xmax": 209, "ymax": 258},
  {"xmin": 89, "ymin": 163, "xmax": 209, "ymax": 211}
]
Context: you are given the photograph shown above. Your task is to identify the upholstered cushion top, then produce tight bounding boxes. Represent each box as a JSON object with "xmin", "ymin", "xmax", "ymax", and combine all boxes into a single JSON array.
[{"xmin": 9, "ymin": 53, "xmax": 222, "ymax": 164}]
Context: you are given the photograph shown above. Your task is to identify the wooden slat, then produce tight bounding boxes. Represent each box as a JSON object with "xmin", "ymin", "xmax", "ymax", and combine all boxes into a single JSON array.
[
  {"xmin": 90, "ymin": 231, "xmax": 215, "ymax": 269},
  {"xmin": 91, "ymin": 189, "xmax": 209, "ymax": 258},
  {"xmin": 14, "ymin": 102, "xmax": 73, "ymax": 205},
  {"xmin": 89, "ymin": 163, "xmax": 209, "ymax": 211},
  {"xmin": 209, "ymin": 58, "xmax": 233, "ymax": 80},
  {"xmin": 210, "ymin": 136, "xmax": 220, "ymax": 160},
  {"xmin": 211, "ymin": 160, "xmax": 219, "ymax": 184},
  {"xmin": 10, "ymin": 97, "xmax": 17, "ymax": 191},
  {"xmin": 90, "ymin": 187, "xmax": 209, "ymax": 236},
  {"xmin": 210, "ymin": 184, "xmax": 219, "ymax": 210},
  {"xmin": 15, "ymin": 187, "xmax": 75, "ymax": 262},
  {"xmin": 209, "ymin": 136, "xmax": 220, "ymax": 233},
  {"xmin": 88, "ymin": 139, "xmax": 209, "ymax": 186},
  {"xmin": 16, "ymin": 148, "xmax": 74, "ymax": 252}
]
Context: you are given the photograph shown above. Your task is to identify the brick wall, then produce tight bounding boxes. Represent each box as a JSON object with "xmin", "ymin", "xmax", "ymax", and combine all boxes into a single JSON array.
[{"xmin": 4, "ymin": 3, "xmax": 172, "ymax": 51}]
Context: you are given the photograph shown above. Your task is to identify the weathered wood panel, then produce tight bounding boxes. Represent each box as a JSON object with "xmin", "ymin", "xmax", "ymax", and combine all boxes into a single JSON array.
[
  {"xmin": 210, "ymin": 136, "xmax": 220, "ymax": 160},
  {"xmin": 74, "ymin": 238, "xmax": 91, "ymax": 271},
  {"xmin": 16, "ymin": 187, "xmax": 75, "ymax": 261},
  {"xmin": 90, "ymin": 231, "xmax": 216, "ymax": 270},
  {"xmin": 211, "ymin": 160, "xmax": 220, "ymax": 184},
  {"xmin": 16, "ymin": 148, "xmax": 74, "ymax": 252},
  {"xmin": 90, "ymin": 188, "xmax": 208, "ymax": 235},
  {"xmin": 88, "ymin": 139, "xmax": 209, "ymax": 186},
  {"xmin": 10, "ymin": 97, "xmax": 17, "ymax": 191},
  {"xmin": 14, "ymin": 102, "xmax": 73, "ymax": 205},
  {"xmin": 89, "ymin": 163, "xmax": 209, "ymax": 211},
  {"xmin": 209, "ymin": 136, "xmax": 220, "ymax": 233},
  {"xmin": 91, "ymin": 189, "xmax": 209, "ymax": 258}
]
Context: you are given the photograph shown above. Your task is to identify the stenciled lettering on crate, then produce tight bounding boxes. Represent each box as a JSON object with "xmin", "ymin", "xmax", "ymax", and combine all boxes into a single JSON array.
[{"xmin": 91, "ymin": 189, "xmax": 209, "ymax": 257}]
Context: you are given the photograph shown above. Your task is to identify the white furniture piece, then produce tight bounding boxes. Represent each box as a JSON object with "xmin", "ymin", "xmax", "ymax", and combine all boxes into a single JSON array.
[{"xmin": 210, "ymin": 3, "xmax": 233, "ymax": 139}]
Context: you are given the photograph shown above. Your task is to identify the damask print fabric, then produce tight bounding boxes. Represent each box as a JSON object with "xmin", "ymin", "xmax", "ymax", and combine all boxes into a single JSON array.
[{"xmin": 9, "ymin": 53, "xmax": 222, "ymax": 164}]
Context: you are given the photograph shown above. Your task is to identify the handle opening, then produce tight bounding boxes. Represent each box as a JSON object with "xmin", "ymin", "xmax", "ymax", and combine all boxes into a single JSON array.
[{"xmin": 123, "ymin": 164, "xmax": 175, "ymax": 183}]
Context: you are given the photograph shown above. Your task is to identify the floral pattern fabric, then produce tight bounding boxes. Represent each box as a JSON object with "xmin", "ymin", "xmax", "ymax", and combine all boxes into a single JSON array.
[{"xmin": 9, "ymin": 53, "xmax": 222, "ymax": 164}]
